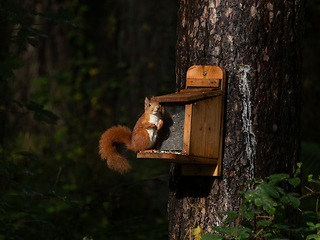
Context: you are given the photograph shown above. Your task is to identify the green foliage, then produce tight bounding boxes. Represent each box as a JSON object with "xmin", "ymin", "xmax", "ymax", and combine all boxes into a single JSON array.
[
  {"xmin": 24, "ymin": 101, "xmax": 59, "ymax": 125},
  {"xmin": 0, "ymin": 56, "xmax": 25, "ymax": 79},
  {"xmin": 201, "ymin": 163, "xmax": 320, "ymax": 240},
  {"xmin": 0, "ymin": 1, "xmax": 172, "ymax": 239}
]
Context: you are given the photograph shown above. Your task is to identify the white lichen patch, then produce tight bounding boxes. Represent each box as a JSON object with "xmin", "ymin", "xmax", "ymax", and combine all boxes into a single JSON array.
[
  {"xmin": 250, "ymin": 5, "xmax": 257, "ymax": 18},
  {"xmin": 227, "ymin": 35, "xmax": 233, "ymax": 46},
  {"xmin": 209, "ymin": 0, "xmax": 215, "ymax": 8},
  {"xmin": 211, "ymin": 202, "xmax": 224, "ymax": 226},
  {"xmin": 225, "ymin": 7, "xmax": 233, "ymax": 18},
  {"xmin": 238, "ymin": 64, "xmax": 257, "ymax": 180},
  {"xmin": 285, "ymin": 74, "xmax": 289, "ymax": 82},
  {"xmin": 210, "ymin": 8, "xmax": 218, "ymax": 25},
  {"xmin": 223, "ymin": 177, "xmax": 230, "ymax": 211},
  {"xmin": 209, "ymin": 0, "xmax": 220, "ymax": 8},
  {"xmin": 208, "ymin": 0, "xmax": 214, "ymax": 8},
  {"xmin": 267, "ymin": 2, "xmax": 274, "ymax": 11},
  {"xmin": 273, "ymin": 124, "xmax": 278, "ymax": 132},
  {"xmin": 269, "ymin": 11, "xmax": 274, "ymax": 23},
  {"xmin": 214, "ymin": 34, "xmax": 221, "ymax": 43},
  {"xmin": 194, "ymin": 18, "xmax": 199, "ymax": 29},
  {"xmin": 182, "ymin": 10, "xmax": 186, "ymax": 28},
  {"xmin": 213, "ymin": 46, "xmax": 220, "ymax": 56}
]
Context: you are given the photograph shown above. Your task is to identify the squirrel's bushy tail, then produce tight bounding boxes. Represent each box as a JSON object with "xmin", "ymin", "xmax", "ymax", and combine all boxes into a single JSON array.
[{"xmin": 99, "ymin": 125, "xmax": 133, "ymax": 174}]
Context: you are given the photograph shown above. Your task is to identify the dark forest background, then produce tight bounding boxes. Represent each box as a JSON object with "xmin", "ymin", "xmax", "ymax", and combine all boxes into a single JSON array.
[{"xmin": 0, "ymin": 0, "xmax": 319, "ymax": 239}]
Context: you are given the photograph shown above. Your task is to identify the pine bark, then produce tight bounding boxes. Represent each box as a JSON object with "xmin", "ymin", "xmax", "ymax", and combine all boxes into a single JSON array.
[{"xmin": 168, "ymin": 0, "xmax": 304, "ymax": 238}]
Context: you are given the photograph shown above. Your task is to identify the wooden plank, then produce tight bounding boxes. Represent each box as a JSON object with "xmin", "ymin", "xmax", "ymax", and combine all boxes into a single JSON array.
[
  {"xmin": 137, "ymin": 151, "xmax": 218, "ymax": 164},
  {"xmin": 215, "ymin": 68, "xmax": 226, "ymax": 176},
  {"xmin": 180, "ymin": 89, "xmax": 214, "ymax": 92},
  {"xmin": 187, "ymin": 78, "xmax": 220, "ymax": 88},
  {"xmin": 186, "ymin": 66, "xmax": 224, "ymax": 88},
  {"xmin": 183, "ymin": 104, "xmax": 192, "ymax": 154},
  {"xmin": 153, "ymin": 90, "xmax": 222, "ymax": 103},
  {"xmin": 189, "ymin": 97, "xmax": 222, "ymax": 159}
]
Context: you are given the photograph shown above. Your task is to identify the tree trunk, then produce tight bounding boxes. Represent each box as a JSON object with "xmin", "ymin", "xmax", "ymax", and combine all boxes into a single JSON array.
[{"xmin": 168, "ymin": 0, "xmax": 304, "ymax": 238}]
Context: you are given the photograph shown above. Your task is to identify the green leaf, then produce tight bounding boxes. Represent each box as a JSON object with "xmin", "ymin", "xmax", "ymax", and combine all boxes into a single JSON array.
[
  {"xmin": 260, "ymin": 183, "xmax": 280, "ymax": 198},
  {"xmin": 252, "ymin": 209, "xmax": 264, "ymax": 214},
  {"xmin": 280, "ymin": 195, "xmax": 290, "ymax": 204},
  {"xmin": 267, "ymin": 238, "xmax": 290, "ymax": 240},
  {"xmin": 257, "ymin": 219, "xmax": 272, "ymax": 227},
  {"xmin": 245, "ymin": 184, "xmax": 278, "ymax": 215},
  {"xmin": 25, "ymin": 102, "xmax": 59, "ymax": 124},
  {"xmin": 242, "ymin": 211, "xmax": 255, "ymax": 220},
  {"xmin": 46, "ymin": 190, "xmax": 79, "ymax": 205},
  {"xmin": 308, "ymin": 174, "xmax": 314, "ymax": 181},
  {"xmin": 26, "ymin": 27, "xmax": 48, "ymax": 38},
  {"xmin": 17, "ymin": 151, "xmax": 38, "ymax": 162},
  {"xmin": 264, "ymin": 233, "xmax": 273, "ymax": 237},
  {"xmin": 246, "ymin": 204, "xmax": 255, "ymax": 211},
  {"xmin": 308, "ymin": 174, "xmax": 320, "ymax": 185},
  {"xmin": 294, "ymin": 162, "xmax": 302, "ymax": 177},
  {"xmin": 306, "ymin": 234, "xmax": 320, "ymax": 240},
  {"xmin": 38, "ymin": 7, "xmax": 81, "ymax": 28},
  {"xmin": 274, "ymin": 205, "xmax": 286, "ymax": 224},
  {"xmin": 253, "ymin": 178, "xmax": 264, "ymax": 184},
  {"xmin": 275, "ymin": 187, "xmax": 285, "ymax": 195},
  {"xmin": 11, "ymin": 182, "xmax": 43, "ymax": 198},
  {"xmin": 8, "ymin": 56, "xmax": 25, "ymax": 69},
  {"xmin": 12, "ymin": 99, "xmax": 24, "ymax": 108},
  {"xmin": 236, "ymin": 228, "xmax": 251, "ymax": 239},
  {"xmin": 287, "ymin": 192, "xmax": 299, "ymax": 197},
  {"xmin": 218, "ymin": 211, "xmax": 239, "ymax": 223},
  {"xmin": 212, "ymin": 226, "xmax": 251, "ymax": 239},
  {"xmin": 307, "ymin": 222, "xmax": 315, "ymax": 227},
  {"xmin": 211, "ymin": 226, "xmax": 231, "ymax": 235},
  {"xmin": 240, "ymin": 204, "xmax": 247, "ymax": 212},
  {"xmin": 288, "ymin": 177, "xmax": 300, "ymax": 187},
  {"xmin": 34, "ymin": 109, "xmax": 59, "ymax": 125},
  {"xmin": 266, "ymin": 173, "xmax": 290, "ymax": 186},
  {"xmin": 288, "ymin": 194, "xmax": 300, "ymax": 209},
  {"xmin": 26, "ymin": 101, "xmax": 44, "ymax": 111},
  {"xmin": 201, "ymin": 233, "xmax": 225, "ymax": 240}
]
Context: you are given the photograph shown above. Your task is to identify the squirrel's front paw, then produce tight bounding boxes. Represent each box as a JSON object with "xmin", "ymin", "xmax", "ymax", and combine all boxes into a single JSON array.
[{"xmin": 157, "ymin": 120, "xmax": 163, "ymax": 130}]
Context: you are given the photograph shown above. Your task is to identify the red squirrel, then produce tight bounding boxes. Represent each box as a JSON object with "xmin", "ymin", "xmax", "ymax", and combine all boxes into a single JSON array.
[{"xmin": 99, "ymin": 97, "xmax": 163, "ymax": 174}]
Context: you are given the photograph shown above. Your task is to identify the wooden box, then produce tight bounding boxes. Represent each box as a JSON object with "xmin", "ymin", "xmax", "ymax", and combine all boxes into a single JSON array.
[{"xmin": 137, "ymin": 66, "xmax": 226, "ymax": 176}]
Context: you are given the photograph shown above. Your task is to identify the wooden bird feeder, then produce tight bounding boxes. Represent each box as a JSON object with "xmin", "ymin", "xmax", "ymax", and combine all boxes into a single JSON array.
[{"xmin": 137, "ymin": 65, "xmax": 226, "ymax": 176}]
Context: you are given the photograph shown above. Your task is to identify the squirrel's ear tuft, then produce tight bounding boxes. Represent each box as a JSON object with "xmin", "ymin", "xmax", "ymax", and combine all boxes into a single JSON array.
[{"xmin": 145, "ymin": 97, "xmax": 149, "ymax": 103}]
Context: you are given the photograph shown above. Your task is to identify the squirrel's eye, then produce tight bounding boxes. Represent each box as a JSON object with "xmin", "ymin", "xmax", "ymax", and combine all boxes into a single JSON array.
[{"xmin": 148, "ymin": 103, "xmax": 151, "ymax": 107}]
